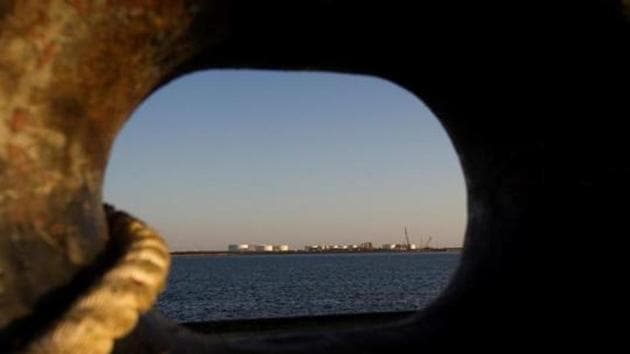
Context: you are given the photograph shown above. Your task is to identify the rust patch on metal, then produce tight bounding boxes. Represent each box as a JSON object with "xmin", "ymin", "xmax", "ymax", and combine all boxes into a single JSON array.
[
  {"xmin": 9, "ymin": 108, "xmax": 30, "ymax": 132},
  {"xmin": 49, "ymin": 223, "xmax": 66, "ymax": 239},
  {"xmin": 26, "ymin": 11, "xmax": 50, "ymax": 43},
  {"xmin": 7, "ymin": 204, "xmax": 27, "ymax": 225},
  {"xmin": 6, "ymin": 144, "xmax": 31, "ymax": 171},
  {"xmin": 36, "ymin": 41, "xmax": 58, "ymax": 69},
  {"xmin": 67, "ymin": 0, "xmax": 91, "ymax": 16}
]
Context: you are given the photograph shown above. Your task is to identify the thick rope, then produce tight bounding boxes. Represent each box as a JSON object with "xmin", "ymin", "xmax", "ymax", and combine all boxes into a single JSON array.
[{"xmin": 24, "ymin": 208, "xmax": 171, "ymax": 354}]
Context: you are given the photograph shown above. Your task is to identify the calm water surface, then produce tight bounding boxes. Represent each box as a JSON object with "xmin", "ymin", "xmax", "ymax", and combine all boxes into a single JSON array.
[{"xmin": 158, "ymin": 252, "xmax": 460, "ymax": 322}]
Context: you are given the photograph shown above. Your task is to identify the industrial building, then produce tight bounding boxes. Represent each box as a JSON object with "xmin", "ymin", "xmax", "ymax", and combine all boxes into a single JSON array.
[
  {"xmin": 228, "ymin": 244, "xmax": 250, "ymax": 252},
  {"xmin": 381, "ymin": 243, "xmax": 418, "ymax": 250},
  {"xmin": 228, "ymin": 244, "xmax": 290, "ymax": 252},
  {"xmin": 273, "ymin": 245, "xmax": 290, "ymax": 252},
  {"xmin": 254, "ymin": 244, "xmax": 274, "ymax": 252}
]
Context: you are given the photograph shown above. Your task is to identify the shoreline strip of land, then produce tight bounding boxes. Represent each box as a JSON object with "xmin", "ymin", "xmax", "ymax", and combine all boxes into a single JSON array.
[{"xmin": 170, "ymin": 248, "xmax": 462, "ymax": 256}]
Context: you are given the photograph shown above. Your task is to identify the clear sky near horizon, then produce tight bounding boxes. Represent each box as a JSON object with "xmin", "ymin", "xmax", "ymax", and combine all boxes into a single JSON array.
[{"xmin": 104, "ymin": 70, "xmax": 466, "ymax": 252}]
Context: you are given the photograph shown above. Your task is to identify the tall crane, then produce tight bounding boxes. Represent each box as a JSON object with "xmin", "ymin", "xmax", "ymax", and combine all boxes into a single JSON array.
[{"xmin": 404, "ymin": 226, "xmax": 411, "ymax": 250}]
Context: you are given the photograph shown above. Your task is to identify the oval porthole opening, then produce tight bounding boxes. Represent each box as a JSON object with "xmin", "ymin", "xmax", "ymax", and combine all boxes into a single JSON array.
[{"xmin": 104, "ymin": 70, "xmax": 467, "ymax": 328}]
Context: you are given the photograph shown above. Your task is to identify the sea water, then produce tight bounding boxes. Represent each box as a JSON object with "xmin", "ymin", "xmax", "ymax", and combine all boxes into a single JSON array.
[{"xmin": 157, "ymin": 252, "xmax": 460, "ymax": 322}]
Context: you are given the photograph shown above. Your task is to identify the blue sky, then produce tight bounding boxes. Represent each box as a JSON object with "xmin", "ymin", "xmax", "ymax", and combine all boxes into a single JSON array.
[{"xmin": 104, "ymin": 70, "xmax": 466, "ymax": 251}]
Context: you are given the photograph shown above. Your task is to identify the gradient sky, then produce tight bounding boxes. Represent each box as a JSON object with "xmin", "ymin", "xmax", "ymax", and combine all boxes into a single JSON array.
[{"xmin": 104, "ymin": 70, "xmax": 466, "ymax": 251}]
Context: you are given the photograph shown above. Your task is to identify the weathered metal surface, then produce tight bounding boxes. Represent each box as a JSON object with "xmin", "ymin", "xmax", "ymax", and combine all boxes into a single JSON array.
[{"xmin": 0, "ymin": 0, "xmax": 206, "ymax": 329}]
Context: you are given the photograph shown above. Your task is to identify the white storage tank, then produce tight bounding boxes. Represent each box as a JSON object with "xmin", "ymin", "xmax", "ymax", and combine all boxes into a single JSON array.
[
  {"xmin": 228, "ymin": 244, "xmax": 249, "ymax": 252},
  {"xmin": 255, "ymin": 244, "xmax": 273, "ymax": 252},
  {"xmin": 273, "ymin": 245, "xmax": 290, "ymax": 252},
  {"xmin": 382, "ymin": 243, "xmax": 396, "ymax": 250}
]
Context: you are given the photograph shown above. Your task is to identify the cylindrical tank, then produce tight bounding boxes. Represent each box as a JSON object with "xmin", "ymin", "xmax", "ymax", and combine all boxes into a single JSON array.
[
  {"xmin": 255, "ymin": 244, "xmax": 273, "ymax": 252},
  {"xmin": 273, "ymin": 245, "xmax": 290, "ymax": 251},
  {"xmin": 228, "ymin": 244, "xmax": 249, "ymax": 252}
]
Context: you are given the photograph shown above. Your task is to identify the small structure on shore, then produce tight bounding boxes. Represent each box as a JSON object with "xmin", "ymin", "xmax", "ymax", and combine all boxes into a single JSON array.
[
  {"xmin": 229, "ymin": 244, "xmax": 291, "ymax": 252},
  {"xmin": 228, "ymin": 244, "xmax": 250, "ymax": 252},
  {"xmin": 254, "ymin": 245, "xmax": 274, "ymax": 252},
  {"xmin": 382, "ymin": 243, "xmax": 418, "ymax": 250}
]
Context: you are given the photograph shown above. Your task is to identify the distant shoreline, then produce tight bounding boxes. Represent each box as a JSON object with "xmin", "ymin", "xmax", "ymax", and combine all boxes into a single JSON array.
[{"xmin": 170, "ymin": 248, "xmax": 462, "ymax": 256}]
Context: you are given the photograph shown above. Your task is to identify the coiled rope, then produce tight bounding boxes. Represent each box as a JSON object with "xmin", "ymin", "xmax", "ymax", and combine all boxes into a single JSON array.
[{"xmin": 24, "ymin": 207, "xmax": 171, "ymax": 354}]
